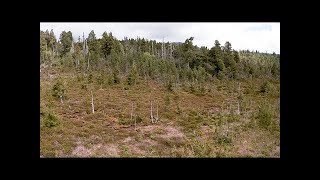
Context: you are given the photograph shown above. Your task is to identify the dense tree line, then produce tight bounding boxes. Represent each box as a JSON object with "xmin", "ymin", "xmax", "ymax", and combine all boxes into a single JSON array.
[{"xmin": 40, "ymin": 29, "xmax": 280, "ymax": 84}]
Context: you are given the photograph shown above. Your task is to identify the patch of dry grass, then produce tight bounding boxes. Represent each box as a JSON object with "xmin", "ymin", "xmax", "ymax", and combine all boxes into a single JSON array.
[{"xmin": 40, "ymin": 69, "xmax": 280, "ymax": 157}]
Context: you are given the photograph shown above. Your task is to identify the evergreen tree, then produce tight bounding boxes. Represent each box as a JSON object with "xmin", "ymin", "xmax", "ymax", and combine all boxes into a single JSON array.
[
  {"xmin": 101, "ymin": 32, "xmax": 113, "ymax": 58},
  {"xmin": 59, "ymin": 31, "xmax": 73, "ymax": 56}
]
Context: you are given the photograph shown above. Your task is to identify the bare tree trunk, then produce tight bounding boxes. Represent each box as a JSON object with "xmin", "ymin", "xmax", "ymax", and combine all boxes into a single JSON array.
[
  {"xmin": 170, "ymin": 43, "xmax": 173, "ymax": 59},
  {"xmin": 87, "ymin": 56, "xmax": 90, "ymax": 70},
  {"xmin": 155, "ymin": 102, "xmax": 159, "ymax": 122},
  {"xmin": 60, "ymin": 95, "xmax": 63, "ymax": 104},
  {"xmin": 91, "ymin": 89, "xmax": 95, "ymax": 114},
  {"xmin": 164, "ymin": 43, "xmax": 166, "ymax": 59},
  {"xmin": 161, "ymin": 37, "xmax": 164, "ymax": 59},
  {"xmin": 150, "ymin": 100, "xmax": 154, "ymax": 123},
  {"xmin": 237, "ymin": 101, "xmax": 240, "ymax": 115},
  {"xmin": 151, "ymin": 41, "xmax": 154, "ymax": 55},
  {"xmin": 131, "ymin": 103, "xmax": 133, "ymax": 121}
]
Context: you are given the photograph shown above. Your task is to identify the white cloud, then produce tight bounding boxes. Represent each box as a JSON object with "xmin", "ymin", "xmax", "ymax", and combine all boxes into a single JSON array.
[{"xmin": 40, "ymin": 22, "xmax": 280, "ymax": 54}]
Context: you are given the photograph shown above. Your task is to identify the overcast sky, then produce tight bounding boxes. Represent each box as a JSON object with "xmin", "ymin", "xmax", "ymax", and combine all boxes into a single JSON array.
[{"xmin": 40, "ymin": 23, "xmax": 280, "ymax": 54}]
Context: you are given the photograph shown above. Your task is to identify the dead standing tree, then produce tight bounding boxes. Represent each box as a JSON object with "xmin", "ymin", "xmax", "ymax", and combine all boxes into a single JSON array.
[
  {"xmin": 70, "ymin": 40, "xmax": 75, "ymax": 67},
  {"xmin": 155, "ymin": 101, "xmax": 159, "ymax": 122},
  {"xmin": 150, "ymin": 99, "xmax": 160, "ymax": 123},
  {"xmin": 91, "ymin": 88, "xmax": 95, "ymax": 114},
  {"xmin": 151, "ymin": 41, "xmax": 154, "ymax": 55},
  {"xmin": 81, "ymin": 33, "xmax": 89, "ymax": 70},
  {"xmin": 150, "ymin": 100, "xmax": 154, "ymax": 123},
  {"xmin": 169, "ymin": 43, "xmax": 173, "ymax": 60},
  {"xmin": 161, "ymin": 37, "xmax": 164, "ymax": 59},
  {"xmin": 130, "ymin": 103, "xmax": 137, "ymax": 130}
]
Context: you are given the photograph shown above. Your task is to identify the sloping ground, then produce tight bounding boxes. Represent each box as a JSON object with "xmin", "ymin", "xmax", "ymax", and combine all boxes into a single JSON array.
[{"xmin": 40, "ymin": 70, "xmax": 280, "ymax": 157}]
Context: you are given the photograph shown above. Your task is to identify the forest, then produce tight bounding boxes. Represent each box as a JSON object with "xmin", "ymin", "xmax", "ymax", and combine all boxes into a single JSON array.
[{"xmin": 40, "ymin": 29, "xmax": 280, "ymax": 157}]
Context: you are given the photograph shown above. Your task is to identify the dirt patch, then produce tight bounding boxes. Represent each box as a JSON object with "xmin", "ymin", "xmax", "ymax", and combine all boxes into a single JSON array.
[
  {"xmin": 139, "ymin": 124, "xmax": 162, "ymax": 133},
  {"xmin": 71, "ymin": 143, "xmax": 119, "ymax": 157},
  {"xmin": 141, "ymin": 138, "xmax": 158, "ymax": 146},
  {"xmin": 208, "ymin": 107, "xmax": 221, "ymax": 114},
  {"xmin": 200, "ymin": 125, "xmax": 213, "ymax": 135},
  {"xmin": 97, "ymin": 144, "xmax": 119, "ymax": 157},
  {"xmin": 236, "ymin": 140, "xmax": 254, "ymax": 156},
  {"xmin": 270, "ymin": 146, "xmax": 280, "ymax": 157},
  {"xmin": 122, "ymin": 136, "xmax": 133, "ymax": 143},
  {"xmin": 127, "ymin": 144, "xmax": 146, "ymax": 155},
  {"xmin": 72, "ymin": 145, "xmax": 93, "ymax": 157},
  {"xmin": 233, "ymin": 130, "xmax": 278, "ymax": 157},
  {"xmin": 159, "ymin": 126, "xmax": 185, "ymax": 139}
]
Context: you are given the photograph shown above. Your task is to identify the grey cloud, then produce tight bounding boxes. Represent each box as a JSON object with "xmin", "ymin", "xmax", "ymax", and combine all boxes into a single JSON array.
[
  {"xmin": 40, "ymin": 23, "xmax": 280, "ymax": 54},
  {"xmin": 246, "ymin": 24, "xmax": 272, "ymax": 32}
]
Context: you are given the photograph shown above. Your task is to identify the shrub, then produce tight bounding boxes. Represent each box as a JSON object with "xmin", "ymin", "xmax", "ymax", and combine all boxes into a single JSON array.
[
  {"xmin": 176, "ymin": 104, "xmax": 182, "ymax": 115},
  {"xmin": 257, "ymin": 103, "xmax": 273, "ymax": 130},
  {"xmin": 127, "ymin": 64, "xmax": 138, "ymax": 85},
  {"xmin": 217, "ymin": 71, "xmax": 225, "ymax": 80},
  {"xmin": 164, "ymin": 93, "xmax": 171, "ymax": 108},
  {"xmin": 87, "ymin": 73, "xmax": 94, "ymax": 84},
  {"xmin": 118, "ymin": 117, "xmax": 132, "ymax": 125},
  {"xmin": 107, "ymin": 72, "xmax": 120, "ymax": 85},
  {"xmin": 189, "ymin": 83, "xmax": 197, "ymax": 94},
  {"xmin": 40, "ymin": 108, "xmax": 59, "ymax": 128},
  {"xmin": 260, "ymin": 81, "xmax": 274, "ymax": 93},
  {"xmin": 135, "ymin": 115, "xmax": 143, "ymax": 123},
  {"xmin": 226, "ymin": 113, "xmax": 240, "ymax": 123},
  {"xmin": 77, "ymin": 74, "xmax": 85, "ymax": 82},
  {"xmin": 216, "ymin": 135, "xmax": 232, "ymax": 145},
  {"xmin": 44, "ymin": 113, "xmax": 60, "ymax": 127},
  {"xmin": 51, "ymin": 79, "xmax": 65, "ymax": 99},
  {"xmin": 198, "ymin": 84, "xmax": 206, "ymax": 95},
  {"xmin": 127, "ymin": 74, "xmax": 135, "ymax": 85},
  {"xmin": 96, "ymin": 73, "xmax": 105, "ymax": 85},
  {"xmin": 81, "ymin": 83, "xmax": 87, "ymax": 90},
  {"xmin": 166, "ymin": 80, "xmax": 175, "ymax": 92},
  {"xmin": 113, "ymin": 72, "xmax": 120, "ymax": 84}
]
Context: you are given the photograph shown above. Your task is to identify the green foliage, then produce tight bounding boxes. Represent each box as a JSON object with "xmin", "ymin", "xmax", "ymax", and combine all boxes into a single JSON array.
[
  {"xmin": 164, "ymin": 93, "xmax": 171, "ymax": 107},
  {"xmin": 216, "ymin": 135, "xmax": 232, "ymax": 145},
  {"xmin": 260, "ymin": 81, "xmax": 274, "ymax": 93},
  {"xmin": 107, "ymin": 71, "xmax": 120, "ymax": 85},
  {"xmin": 40, "ymin": 31, "xmax": 47, "ymax": 58},
  {"xmin": 166, "ymin": 80, "xmax": 175, "ymax": 92},
  {"xmin": 96, "ymin": 72, "xmax": 106, "ymax": 86},
  {"xmin": 87, "ymin": 30, "xmax": 98, "ymax": 53},
  {"xmin": 51, "ymin": 79, "xmax": 66, "ymax": 99},
  {"xmin": 113, "ymin": 72, "xmax": 120, "ymax": 84},
  {"xmin": 226, "ymin": 113, "xmax": 240, "ymax": 123},
  {"xmin": 217, "ymin": 71, "xmax": 225, "ymax": 80},
  {"xmin": 59, "ymin": 31, "xmax": 73, "ymax": 56},
  {"xmin": 118, "ymin": 117, "xmax": 132, "ymax": 125},
  {"xmin": 100, "ymin": 32, "xmax": 115, "ymax": 57},
  {"xmin": 40, "ymin": 107, "xmax": 59, "ymax": 128},
  {"xmin": 135, "ymin": 115, "xmax": 143, "ymax": 123},
  {"xmin": 44, "ymin": 113, "xmax": 60, "ymax": 127},
  {"xmin": 87, "ymin": 73, "xmax": 94, "ymax": 84},
  {"xmin": 257, "ymin": 102, "xmax": 273, "ymax": 130},
  {"xmin": 127, "ymin": 63, "xmax": 138, "ymax": 85},
  {"xmin": 41, "ymin": 29, "xmax": 280, "ymax": 84},
  {"xmin": 233, "ymin": 50, "xmax": 240, "ymax": 63}
]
